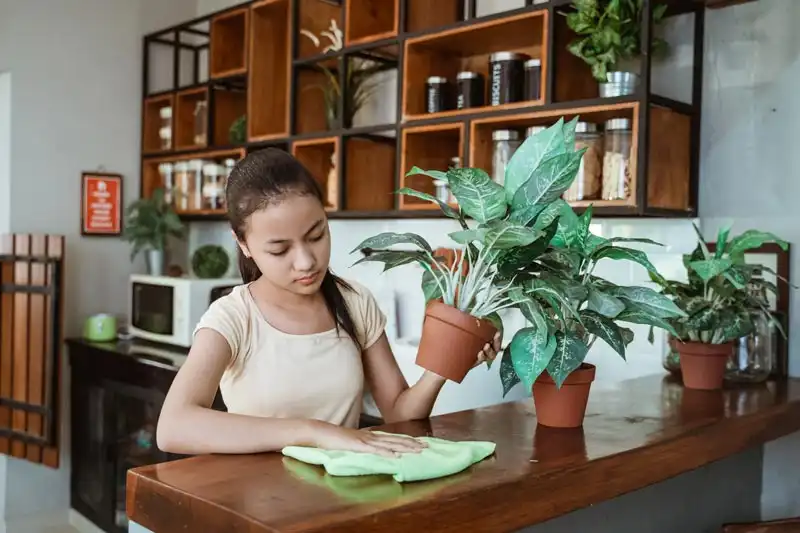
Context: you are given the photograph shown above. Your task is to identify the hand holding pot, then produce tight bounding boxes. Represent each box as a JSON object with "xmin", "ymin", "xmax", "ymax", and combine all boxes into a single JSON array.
[{"xmin": 473, "ymin": 331, "xmax": 502, "ymax": 369}]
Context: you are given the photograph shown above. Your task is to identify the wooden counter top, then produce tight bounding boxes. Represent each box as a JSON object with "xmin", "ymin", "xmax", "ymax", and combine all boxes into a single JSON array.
[{"xmin": 127, "ymin": 375, "xmax": 800, "ymax": 533}]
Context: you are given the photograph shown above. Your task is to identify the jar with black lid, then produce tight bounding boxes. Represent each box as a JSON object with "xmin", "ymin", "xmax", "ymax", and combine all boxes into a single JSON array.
[
  {"xmin": 426, "ymin": 76, "xmax": 451, "ymax": 114},
  {"xmin": 489, "ymin": 52, "xmax": 527, "ymax": 106},
  {"xmin": 456, "ymin": 71, "xmax": 485, "ymax": 110},
  {"xmin": 524, "ymin": 58, "xmax": 542, "ymax": 101}
]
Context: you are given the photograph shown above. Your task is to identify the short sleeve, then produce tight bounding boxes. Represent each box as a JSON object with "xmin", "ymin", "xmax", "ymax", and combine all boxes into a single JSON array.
[
  {"xmin": 193, "ymin": 290, "xmax": 245, "ymax": 361},
  {"xmin": 344, "ymin": 280, "xmax": 387, "ymax": 350}
]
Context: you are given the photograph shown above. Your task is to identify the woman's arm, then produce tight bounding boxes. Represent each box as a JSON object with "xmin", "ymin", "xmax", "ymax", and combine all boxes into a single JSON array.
[
  {"xmin": 363, "ymin": 332, "xmax": 501, "ymax": 424},
  {"xmin": 157, "ymin": 328, "xmax": 425, "ymax": 456}
]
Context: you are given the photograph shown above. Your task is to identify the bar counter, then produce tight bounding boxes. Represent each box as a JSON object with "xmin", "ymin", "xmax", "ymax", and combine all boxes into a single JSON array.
[{"xmin": 126, "ymin": 375, "xmax": 800, "ymax": 533}]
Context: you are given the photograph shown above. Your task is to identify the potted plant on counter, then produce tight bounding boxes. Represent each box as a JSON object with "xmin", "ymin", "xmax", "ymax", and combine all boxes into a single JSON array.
[
  {"xmin": 122, "ymin": 188, "xmax": 185, "ymax": 276},
  {"xmin": 566, "ymin": 0, "xmax": 669, "ymax": 96},
  {"xmin": 649, "ymin": 225, "xmax": 790, "ymax": 390},
  {"xmin": 352, "ymin": 118, "xmax": 684, "ymax": 428}
]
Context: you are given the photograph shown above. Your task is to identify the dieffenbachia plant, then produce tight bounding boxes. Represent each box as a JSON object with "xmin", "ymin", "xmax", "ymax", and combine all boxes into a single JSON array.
[
  {"xmin": 649, "ymin": 224, "xmax": 791, "ymax": 345},
  {"xmin": 351, "ymin": 117, "xmax": 686, "ymax": 392}
]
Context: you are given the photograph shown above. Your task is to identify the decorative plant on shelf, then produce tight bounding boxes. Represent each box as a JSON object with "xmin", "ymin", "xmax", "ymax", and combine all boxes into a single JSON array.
[
  {"xmin": 649, "ymin": 224, "xmax": 791, "ymax": 390},
  {"xmin": 191, "ymin": 244, "xmax": 231, "ymax": 279},
  {"xmin": 352, "ymin": 118, "xmax": 684, "ymax": 427},
  {"xmin": 122, "ymin": 188, "xmax": 185, "ymax": 277},
  {"xmin": 301, "ymin": 19, "xmax": 385, "ymax": 129},
  {"xmin": 566, "ymin": 0, "xmax": 669, "ymax": 87}
]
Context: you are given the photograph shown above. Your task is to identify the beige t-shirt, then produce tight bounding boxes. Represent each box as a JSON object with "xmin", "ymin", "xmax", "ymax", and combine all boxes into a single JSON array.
[{"xmin": 193, "ymin": 279, "xmax": 387, "ymax": 428}]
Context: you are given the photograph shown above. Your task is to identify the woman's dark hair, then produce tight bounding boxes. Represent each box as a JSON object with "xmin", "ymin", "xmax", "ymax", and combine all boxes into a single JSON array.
[{"xmin": 226, "ymin": 148, "xmax": 360, "ymax": 348}]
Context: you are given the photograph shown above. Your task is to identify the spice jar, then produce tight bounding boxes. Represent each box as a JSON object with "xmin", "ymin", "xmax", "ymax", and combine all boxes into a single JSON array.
[
  {"xmin": 202, "ymin": 163, "xmax": 226, "ymax": 210},
  {"xmin": 564, "ymin": 122, "xmax": 602, "ymax": 202},
  {"xmin": 602, "ymin": 118, "xmax": 633, "ymax": 201},
  {"xmin": 456, "ymin": 71, "xmax": 484, "ymax": 110},
  {"xmin": 491, "ymin": 130, "xmax": 522, "ymax": 186},
  {"xmin": 489, "ymin": 52, "xmax": 527, "ymax": 106},
  {"xmin": 189, "ymin": 159, "xmax": 205, "ymax": 210},
  {"xmin": 426, "ymin": 76, "xmax": 450, "ymax": 114},
  {"xmin": 159, "ymin": 107, "xmax": 173, "ymax": 150},
  {"xmin": 523, "ymin": 59, "xmax": 542, "ymax": 101},
  {"xmin": 173, "ymin": 162, "xmax": 191, "ymax": 211},
  {"xmin": 194, "ymin": 100, "xmax": 208, "ymax": 146},
  {"xmin": 158, "ymin": 162, "xmax": 175, "ymax": 206}
]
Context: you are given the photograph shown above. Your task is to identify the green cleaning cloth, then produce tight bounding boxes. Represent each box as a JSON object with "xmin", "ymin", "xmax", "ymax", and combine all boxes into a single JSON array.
[{"xmin": 282, "ymin": 432, "xmax": 496, "ymax": 483}]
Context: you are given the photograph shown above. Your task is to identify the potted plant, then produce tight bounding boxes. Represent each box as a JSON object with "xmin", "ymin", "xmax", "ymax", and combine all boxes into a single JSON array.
[
  {"xmin": 649, "ymin": 225, "xmax": 790, "ymax": 390},
  {"xmin": 122, "ymin": 188, "xmax": 185, "ymax": 276},
  {"xmin": 352, "ymin": 119, "xmax": 684, "ymax": 427},
  {"xmin": 565, "ymin": 0, "xmax": 669, "ymax": 96}
]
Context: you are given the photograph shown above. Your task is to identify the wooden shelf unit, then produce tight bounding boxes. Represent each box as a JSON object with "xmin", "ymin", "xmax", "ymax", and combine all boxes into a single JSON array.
[
  {"xmin": 141, "ymin": 0, "xmax": 706, "ymax": 220},
  {"xmin": 292, "ymin": 137, "xmax": 340, "ymax": 211}
]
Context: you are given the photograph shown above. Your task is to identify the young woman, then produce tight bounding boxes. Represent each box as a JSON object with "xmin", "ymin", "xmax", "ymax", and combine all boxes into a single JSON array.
[{"xmin": 156, "ymin": 148, "xmax": 501, "ymax": 458}]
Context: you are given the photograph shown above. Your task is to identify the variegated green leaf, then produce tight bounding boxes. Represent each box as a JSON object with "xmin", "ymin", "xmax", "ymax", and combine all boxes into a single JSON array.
[
  {"xmin": 715, "ymin": 226, "xmax": 731, "ymax": 258},
  {"xmin": 616, "ymin": 305, "xmax": 680, "ymax": 337},
  {"xmin": 504, "ymin": 118, "xmax": 568, "ymax": 203},
  {"xmin": 499, "ymin": 350, "xmax": 520, "ymax": 397},
  {"xmin": 449, "ymin": 228, "xmax": 488, "ymax": 245},
  {"xmin": 484, "ymin": 221, "xmax": 541, "ymax": 249},
  {"xmin": 446, "ymin": 168, "xmax": 507, "ymax": 223},
  {"xmin": 353, "ymin": 250, "xmax": 428, "ymax": 271},
  {"xmin": 511, "ymin": 151, "xmax": 585, "ymax": 215},
  {"xmin": 587, "ymin": 287, "xmax": 625, "ymax": 318},
  {"xmin": 727, "ymin": 230, "xmax": 789, "ymax": 257},
  {"xmin": 546, "ymin": 331, "xmax": 590, "ymax": 389},
  {"xmin": 592, "ymin": 246, "xmax": 660, "ymax": 275},
  {"xmin": 395, "ymin": 187, "xmax": 463, "ymax": 223},
  {"xmin": 352, "ymin": 231, "xmax": 432, "ymax": 253},
  {"xmin": 609, "ymin": 286, "xmax": 687, "ymax": 318},
  {"xmin": 509, "ymin": 328, "xmax": 557, "ymax": 390},
  {"xmin": 581, "ymin": 310, "xmax": 626, "ymax": 359},
  {"xmin": 688, "ymin": 258, "xmax": 733, "ymax": 282},
  {"xmin": 406, "ymin": 166, "xmax": 448, "ymax": 181}
]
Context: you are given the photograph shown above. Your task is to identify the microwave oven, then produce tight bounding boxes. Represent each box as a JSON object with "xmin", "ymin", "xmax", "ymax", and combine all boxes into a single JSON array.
[{"xmin": 129, "ymin": 274, "xmax": 242, "ymax": 348}]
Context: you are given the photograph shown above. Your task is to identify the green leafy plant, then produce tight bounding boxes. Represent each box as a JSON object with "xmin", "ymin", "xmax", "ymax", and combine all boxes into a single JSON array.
[
  {"xmin": 192, "ymin": 244, "xmax": 231, "ymax": 279},
  {"xmin": 649, "ymin": 224, "xmax": 790, "ymax": 345},
  {"xmin": 122, "ymin": 188, "xmax": 185, "ymax": 261},
  {"xmin": 566, "ymin": 0, "xmax": 669, "ymax": 82},
  {"xmin": 351, "ymin": 118, "xmax": 685, "ymax": 392}
]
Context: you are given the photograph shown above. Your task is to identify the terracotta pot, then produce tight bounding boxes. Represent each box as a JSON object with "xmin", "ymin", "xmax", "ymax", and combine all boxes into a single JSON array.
[
  {"xmin": 533, "ymin": 363, "xmax": 596, "ymax": 428},
  {"xmin": 672, "ymin": 339, "xmax": 734, "ymax": 391},
  {"xmin": 415, "ymin": 300, "xmax": 497, "ymax": 383}
]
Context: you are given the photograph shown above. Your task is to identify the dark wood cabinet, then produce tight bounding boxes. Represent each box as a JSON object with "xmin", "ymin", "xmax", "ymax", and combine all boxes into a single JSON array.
[{"xmin": 67, "ymin": 338, "xmax": 221, "ymax": 533}]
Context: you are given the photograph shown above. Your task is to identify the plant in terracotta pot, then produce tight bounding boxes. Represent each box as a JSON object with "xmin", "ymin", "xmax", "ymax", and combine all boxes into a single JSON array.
[
  {"xmin": 352, "ymin": 119, "xmax": 684, "ymax": 420},
  {"xmin": 649, "ymin": 225, "xmax": 790, "ymax": 391}
]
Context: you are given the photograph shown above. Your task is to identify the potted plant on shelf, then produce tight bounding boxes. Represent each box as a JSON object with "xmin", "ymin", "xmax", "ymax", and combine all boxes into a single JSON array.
[
  {"xmin": 565, "ymin": 0, "xmax": 669, "ymax": 96},
  {"xmin": 122, "ymin": 188, "xmax": 185, "ymax": 276},
  {"xmin": 649, "ymin": 225, "xmax": 790, "ymax": 391},
  {"xmin": 352, "ymin": 118, "xmax": 684, "ymax": 427},
  {"xmin": 300, "ymin": 19, "xmax": 385, "ymax": 129}
]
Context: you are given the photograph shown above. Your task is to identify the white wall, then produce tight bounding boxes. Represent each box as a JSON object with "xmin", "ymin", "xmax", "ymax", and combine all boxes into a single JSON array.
[{"xmin": 0, "ymin": 0, "xmax": 196, "ymax": 527}]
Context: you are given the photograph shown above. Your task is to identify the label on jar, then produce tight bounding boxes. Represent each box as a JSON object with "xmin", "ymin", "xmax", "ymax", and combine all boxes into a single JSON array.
[{"xmin": 490, "ymin": 62, "xmax": 503, "ymax": 106}]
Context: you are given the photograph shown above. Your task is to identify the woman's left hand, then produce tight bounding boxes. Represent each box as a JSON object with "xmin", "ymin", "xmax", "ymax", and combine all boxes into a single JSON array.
[{"xmin": 474, "ymin": 331, "xmax": 502, "ymax": 368}]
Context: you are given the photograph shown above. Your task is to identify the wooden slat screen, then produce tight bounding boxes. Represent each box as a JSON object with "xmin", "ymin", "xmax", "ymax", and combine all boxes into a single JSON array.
[{"xmin": 0, "ymin": 234, "xmax": 64, "ymax": 468}]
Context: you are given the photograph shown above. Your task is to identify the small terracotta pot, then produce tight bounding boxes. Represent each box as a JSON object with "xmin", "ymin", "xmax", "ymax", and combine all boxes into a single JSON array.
[
  {"xmin": 533, "ymin": 363, "xmax": 596, "ymax": 428},
  {"xmin": 672, "ymin": 339, "xmax": 734, "ymax": 391},
  {"xmin": 416, "ymin": 300, "xmax": 497, "ymax": 383}
]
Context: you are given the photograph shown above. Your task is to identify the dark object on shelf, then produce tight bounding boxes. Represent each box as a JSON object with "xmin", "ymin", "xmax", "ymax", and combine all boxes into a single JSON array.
[
  {"xmin": 456, "ymin": 71, "xmax": 484, "ymax": 110},
  {"xmin": 425, "ymin": 76, "xmax": 450, "ymax": 114},
  {"xmin": 489, "ymin": 51, "xmax": 527, "ymax": 106},
  {"xmin": 523, "ymin": 58, "xmax": 542, "ymax": 101},
  {"xmin": 191, "ymin": 244, "xmax": 231, "ymax": 279}
]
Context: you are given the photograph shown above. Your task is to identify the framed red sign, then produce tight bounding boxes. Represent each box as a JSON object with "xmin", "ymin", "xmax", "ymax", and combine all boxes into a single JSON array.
[{"xmin": 81, "ymin": 172, "xmax": 123, "ymax": 236}]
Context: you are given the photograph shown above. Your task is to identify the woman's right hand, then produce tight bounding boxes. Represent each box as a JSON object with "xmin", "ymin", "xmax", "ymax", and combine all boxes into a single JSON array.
[{"xmin": 311, "ymin": 422, "xmax": 427, "ymax": 457}]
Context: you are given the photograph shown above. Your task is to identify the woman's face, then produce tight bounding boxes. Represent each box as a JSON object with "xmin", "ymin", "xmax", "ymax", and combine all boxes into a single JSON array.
[{"xmin": 236, "ymin": 194, "xmax": 331, "ymax": 295}]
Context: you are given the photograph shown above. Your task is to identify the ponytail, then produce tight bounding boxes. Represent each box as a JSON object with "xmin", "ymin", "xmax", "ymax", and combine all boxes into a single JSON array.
[
  {"xmin": 321, "ymin": 272, "xmax": 361, "ymax": 350},
  {"xmin": 237, "ymin": 247, "xmax": 262, "ymax": 283}
]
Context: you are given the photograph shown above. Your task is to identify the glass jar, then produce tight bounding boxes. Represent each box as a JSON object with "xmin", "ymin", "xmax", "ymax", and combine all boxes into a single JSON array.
[
  {"xmin": 189, "ymin": 159, "xmax": 205, "ymax": 210},
  {"xmin": 602, "ymin": 118, "xmax": 633, "ymax": 201},
  {"xmin": 725, "ymin": 278, "xmax": 776, "ymax": 383},
  {"xmin": 662, "ymin": 333, "xmax": 681, "ymax": 374},
  {"xmin": 564, "ymin": 122, "xmax": 602, "ymax": 202},
  {"xmin": 491, "ymin": 130, "xmax": 522, "ymax": 186},
  {"xmin": 173, "ymin": 162, "xmax": 191, "ymax": 211},
  {"xmin": 489, "ymin": 52, "xmax": 527, "ymax": 106},
  {"xmin": 158, "ymin": 162, "xmax": 175, "ymax": 206},
  {"xmin": 526, "ymin": 125, "xmax": 546, "ymax": 138},
  {"xmin": 193, "ymin": 100, "xmax": 208, "ymax": 146},
  {"xmin": 159, "ymin": 106, "xmax": 172, "ymax": 150},
  {"xmin": 202, "ymin": 163, "xmax": 225, "ymax": 210}
]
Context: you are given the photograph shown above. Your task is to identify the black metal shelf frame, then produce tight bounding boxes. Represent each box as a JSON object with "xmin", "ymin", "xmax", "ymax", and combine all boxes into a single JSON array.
[{"xmin": 141, "ymin": 0, "xmax": 705, "ymax": 219}]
